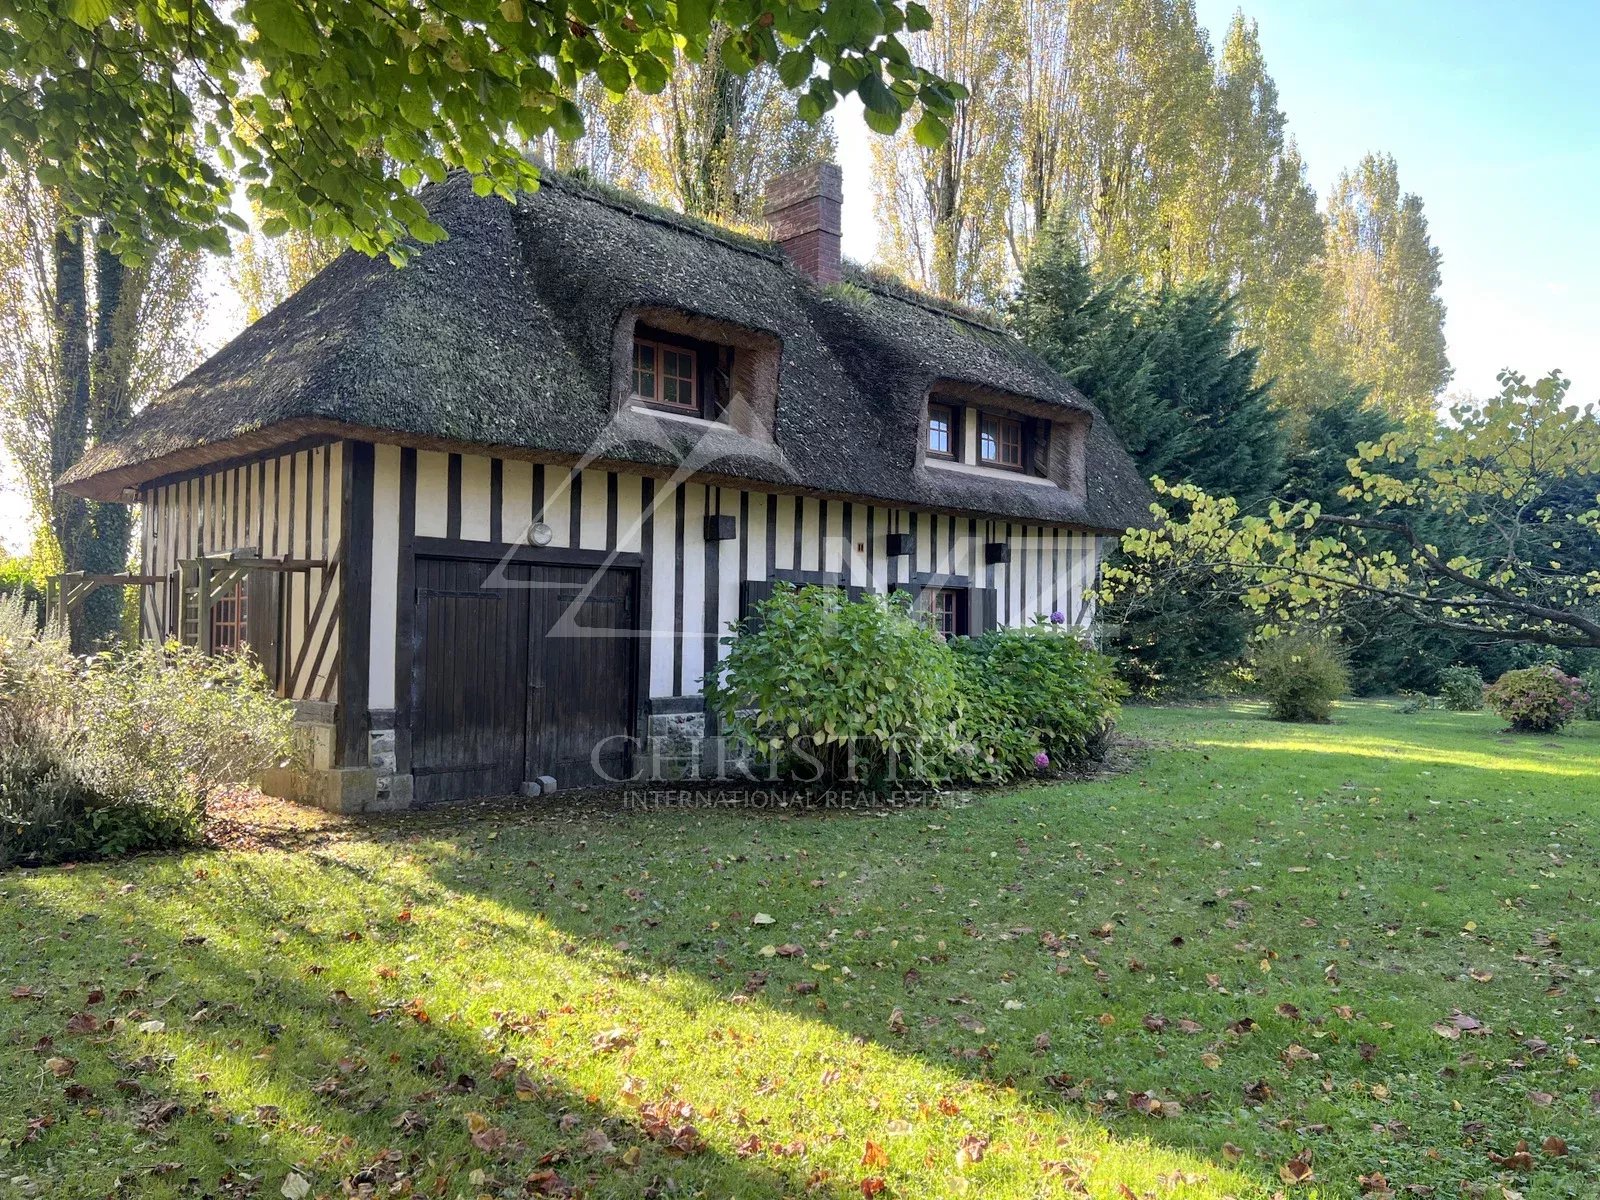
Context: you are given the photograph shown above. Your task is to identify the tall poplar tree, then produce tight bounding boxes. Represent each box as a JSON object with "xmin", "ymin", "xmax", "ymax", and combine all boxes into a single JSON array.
[
  {"xmin": 1316, "ymin": 153, "xmax": 1451, "ymax": 423},
  {"xmin": 0, "ymin": 171, "xmax": 202, "ymax": 646},
  {"xmin": 1183, "ymin": 15, "xmax": 1325, "ymax": 411},
  {"xmin": 1006, "ymin": 0, "xmax": 1075, "ymax": 270},
  {"xmin": 871, "ymin": 0, "xmax": 1022, "ymax": 302},
  {"xmin": 607, "ymin": 39, "xmax": 838, "ymax": 224}
]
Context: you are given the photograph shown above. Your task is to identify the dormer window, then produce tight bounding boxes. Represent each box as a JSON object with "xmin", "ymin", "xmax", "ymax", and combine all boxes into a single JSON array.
[
  {"xmin": 926, "ymin": 394, "xmax": 1036, "ymax": 474},
  {"xmin": 617, "ymin": 309, "xmax": 782, "ymax": 439},
  {"xmin": 979, "ymin": 413, "xmax": 1024, "ymax": 471},
  {"xmin": 927, "ymin": 402, "xmax": 956, "ymax": 459},
  {"xmin": 632, "ymin": 337, "xmax": 700, "ymax": 414}
]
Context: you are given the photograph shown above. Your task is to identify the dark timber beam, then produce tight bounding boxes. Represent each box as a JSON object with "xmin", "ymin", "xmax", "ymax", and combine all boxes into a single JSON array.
[{"xmin": 336, "ymin": 440, "xmax": 376, "ymax": 768}]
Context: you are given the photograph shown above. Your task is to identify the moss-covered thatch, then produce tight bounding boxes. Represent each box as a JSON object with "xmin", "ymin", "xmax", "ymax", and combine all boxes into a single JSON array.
[{"xmin": 61, "ymin": 172, "xmax": 1152, "ymax": 531}]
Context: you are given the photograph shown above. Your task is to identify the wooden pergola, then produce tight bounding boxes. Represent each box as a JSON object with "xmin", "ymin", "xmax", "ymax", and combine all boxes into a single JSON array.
[{"xmin": 49, "ymin": 550, "xmax": 327, "ymax": 656}]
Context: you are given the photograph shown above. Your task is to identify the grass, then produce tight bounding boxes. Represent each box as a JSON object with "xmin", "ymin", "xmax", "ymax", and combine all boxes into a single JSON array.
[{"xmin": 1, "ymin": 700, "xmax": 1597, "ymax": 1199}]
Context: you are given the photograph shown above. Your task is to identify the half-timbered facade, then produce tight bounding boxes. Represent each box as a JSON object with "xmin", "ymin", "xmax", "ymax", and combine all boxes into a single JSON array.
[{"xmin": 60, "ymin": 163, "xmax": 1152, "ymax": 810}]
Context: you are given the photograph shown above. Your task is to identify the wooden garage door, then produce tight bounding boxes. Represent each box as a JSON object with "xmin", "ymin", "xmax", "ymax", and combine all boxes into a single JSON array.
[{"xmin": 410, "ymin": 557, "xmax": 637, "ymax": 803}]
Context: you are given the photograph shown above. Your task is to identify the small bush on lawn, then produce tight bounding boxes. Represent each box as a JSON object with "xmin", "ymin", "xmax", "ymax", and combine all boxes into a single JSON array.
[
  {"xmin": 1484, "ymin": 666, "xmax": 1590, "ymax": 734},
  {"xmin": 951, "ymin": 621, "xmax": 1124, "ymax": 774},
  {"xmin": 1251, "ymin": 633, "xmax": 1349, "ymax": 723},
  {"xmin": 706, "ymin": 586, "xmax": 963, "ymax": 787},
  {"xmin": 1435, "ymin": 665, "xmax": 1485, "ymax": 711},
  {"xmin": 0, "ymin": 594, "xmax": 294, "ymax": 867}
]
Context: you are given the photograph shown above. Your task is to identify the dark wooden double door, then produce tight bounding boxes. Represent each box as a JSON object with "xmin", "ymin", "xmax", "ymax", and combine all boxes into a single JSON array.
[{"xmin": 410, "ymin": 556, "xmax": 637, "ymax": 802}]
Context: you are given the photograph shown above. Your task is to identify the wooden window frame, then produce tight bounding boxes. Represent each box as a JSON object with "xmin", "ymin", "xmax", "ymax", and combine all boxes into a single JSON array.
[
  {"xmin": 208, "ymin": 579, "xmax": 248, "ymax": 653},
  {"xmin": 927, "ymin": 586, "xmax": 967, "ymax": 639},
  {"xmin": 927, "ymin": 401, "xmax": 959, "ymax": 461},
  {"xmin": 631, "ymin": 336, "xmax": 701, "ymax": 415},
  {"xmin": 979, "ymin": 411, "xmax": 1027, "ymax": 472}
]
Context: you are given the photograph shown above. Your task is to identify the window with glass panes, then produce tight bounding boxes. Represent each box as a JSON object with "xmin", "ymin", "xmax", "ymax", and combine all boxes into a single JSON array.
[
  {"xmin": 632, "ymin": 338, "xmax": 698, "ymax": 413},
  {"xmin": 927, "ymin": 402, "xmax": 956, "ymax": 459},
  {"xmin": 929, "ymin": 588, "xmax": 962, "ymax": 638},
  {"xmin": 210, "ymin": 581, "xmax": 248, "ymax": 652},
  {"xmin": 979, "ymin": 413, "xmax": 1024, "ymax": 470}
]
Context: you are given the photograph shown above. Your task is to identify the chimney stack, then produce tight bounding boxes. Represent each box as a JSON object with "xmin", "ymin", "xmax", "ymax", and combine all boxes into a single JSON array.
[{"xmin": 764, "ymin": 162, "xmax": 843, "ymax": 285}]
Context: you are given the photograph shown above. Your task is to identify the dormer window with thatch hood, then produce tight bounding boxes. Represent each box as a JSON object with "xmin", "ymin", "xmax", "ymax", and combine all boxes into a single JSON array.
[
  {"xmin": 922, "ymin": 385, "xmax": 1090, "ymax": 500},
  {"xmin": 616, "ymin": 309, "xmax": 782, "ymax": 439}
]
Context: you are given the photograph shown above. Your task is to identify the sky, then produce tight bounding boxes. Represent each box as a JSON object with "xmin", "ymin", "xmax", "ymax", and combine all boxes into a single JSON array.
[
  {"xmin": 838, "ymin": 0, "xmax": 1600, "ymax": 399},
  {"xmin": 3, "ymin": 0, "xmax": 1597, "ymax": 553}
]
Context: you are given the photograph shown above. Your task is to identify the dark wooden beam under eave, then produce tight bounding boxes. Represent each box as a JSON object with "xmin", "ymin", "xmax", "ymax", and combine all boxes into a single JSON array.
[{"xmin": 336, "ymin": 440, "xmax": 376, "ymax": 768}]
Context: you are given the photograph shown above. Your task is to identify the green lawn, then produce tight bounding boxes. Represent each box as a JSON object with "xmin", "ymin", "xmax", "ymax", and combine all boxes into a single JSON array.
[{"xmin": 2, "ymin": 701, "xmax": 1597, "ymax": 1199}]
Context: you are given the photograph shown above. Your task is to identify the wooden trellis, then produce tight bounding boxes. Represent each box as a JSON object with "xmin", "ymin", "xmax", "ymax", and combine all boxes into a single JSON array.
[{"xmin": 50, "ymin": 551, "xmax": 327, "ymax": 690}]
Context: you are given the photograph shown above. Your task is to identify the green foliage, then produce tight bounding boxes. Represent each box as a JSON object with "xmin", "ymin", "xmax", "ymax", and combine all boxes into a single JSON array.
[
  {"xmin": 951, "ymin": 622, "xmax": 1124, "ymax": 768},
  {"xmin": 1434, "ymin": 665, "xmax": 1485, "ymax": 712},
  {"xmin": 1483, "ymin": 666, "xmax": 1590, "ymax": 734},
  {"xmin": 1016, "ymin": 237, "xmax": 1286, "ymax": 509},
  {"xmin": 1010, "ymin": 230, "xmax": 1159, "ymax": 465},
  {"xmin": 1316, "ymin": 153, "xmax": 1451, "ymax": 424},
  {"xmin": 705, "ymin": 585, "xmax": 963, "ymax": 787},
  {"xmin": 1110, "ymin": 371, "xmax": 1600, "ymax": 655},
  {"xmin": 0, "ymin": 739, "xmax": 194, "ymax": 867},
  {"xmin": 0, "ymin": 0, "xmax": 960, "ymax": 263},
  {"xmin": 1250, "ymin": 633, "xmax": 1349, "ymax": 723},
  {"xmin": 1581, "ymin": 670, "xmax": 1600, "ymax": 721},
  {"xmin": 0, "ymin": 594, "xmax": 294, "ymax": 866},
  {"xmin": 1018, "ymin": 242, "xmax": 1287, "ymax": 695},
  {"xmin": 706, "ymin": 586, "xmax": 1123, "ymax": 788},
  {"xmin": 0, "ymin": 551, "xmax": 43, "ymax": 618}
]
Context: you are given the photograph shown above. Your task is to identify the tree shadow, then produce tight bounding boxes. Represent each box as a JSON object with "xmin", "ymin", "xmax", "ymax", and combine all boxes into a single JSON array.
[{"xmin": 3, "ymin": 864, "xmax": 820, "ymax": 1199}]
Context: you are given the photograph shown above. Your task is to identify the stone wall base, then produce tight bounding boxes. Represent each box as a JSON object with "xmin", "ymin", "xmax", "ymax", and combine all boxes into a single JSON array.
[
  {"xmin": 645, "ymin": 701, "xmax": 709, "ymax": 780},
  {"xmin": 258, "ymin": 700, "xmax": 416, "ymax": 814}
]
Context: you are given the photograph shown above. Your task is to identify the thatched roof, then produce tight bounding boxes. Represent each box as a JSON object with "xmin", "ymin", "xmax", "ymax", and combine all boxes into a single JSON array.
[{"xmin": 61, "ymin": 172, "xmax": 1153, "ymax": 531}]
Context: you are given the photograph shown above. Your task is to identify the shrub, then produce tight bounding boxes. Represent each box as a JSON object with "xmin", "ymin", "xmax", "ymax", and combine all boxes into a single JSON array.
[
  {"xmin": 1250, "ymin": 634, "xmax": 1350, "ymax": 723},
  {"xmin": 1581, "ymin": 671, "xmax": 1600, "ymax": 721},
  {"xmin": 0, "ymin": 594, "xmax": 294, "ymax": 867},
  {"xmin": 951, "ymin": 622, "xmax": 1124, "ymax": 774},
  {"xmin": 706, "ymin": 586, "xmax": 964, "ymax": 787},
  {"xmin": 707, "ymin": 588, "xmax": 1126, "ymax": 789},
  {"xmin": 940, "ymin": 661, "xmax": 1039, "ymax": 786},
  {"xmin": 1483, "ymin": 666, "xmax": 1590, "ymax": 734},
  {"xmin": 1435, "ymin": 665, "xmax": 1485, "ymax": 711}
]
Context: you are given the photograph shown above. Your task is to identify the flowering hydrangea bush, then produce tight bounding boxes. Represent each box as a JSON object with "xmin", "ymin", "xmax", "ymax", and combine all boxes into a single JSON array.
[{"xmin": 1483, "ymin": 666, "xmax": 1590, "ymax": 733}]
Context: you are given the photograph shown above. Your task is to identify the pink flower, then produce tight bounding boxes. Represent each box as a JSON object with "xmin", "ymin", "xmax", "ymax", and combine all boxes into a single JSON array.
[{"xmin": 1034, "ymin": 751, "xmax": 1050, "ymax": 769}]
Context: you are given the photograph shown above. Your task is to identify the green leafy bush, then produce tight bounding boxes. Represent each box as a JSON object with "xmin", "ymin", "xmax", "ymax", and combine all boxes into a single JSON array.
[
  {"xmin": 1250, "ymin": 633, "xmax": 1350, "ymax": 723},
  {"xmin": 951, "ymin": 622, "xmax": 1124, "ymax": 774},
  {"xmin": 941, "ymin": 659, "xmax": 1039, "ymax": 786},
  {"xmin": 0, "ymin": 594, "xmax": 294, "ymax": 867},
  {"xmin": 1483, "ymin": 666, "xmax": 1590, "ymax": 734},
  {"xmin": 1435, "ymin": 665, "xmax": 1485, "ymax": 711},
  {"xmin": 1581, "ymin": 671, "xmax": 1600, "ymax": 721},
  {"xmin": 707, "ymin": 587, "xmax": 1124, "ymax": 789},
  {"xmin": 706, "ymin": 586, "xmax": 964, "ymax": 787}
]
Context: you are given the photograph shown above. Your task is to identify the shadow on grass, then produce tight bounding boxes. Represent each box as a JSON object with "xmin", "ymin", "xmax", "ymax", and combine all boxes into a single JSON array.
[
  {"xmin": 3, "ymin": 843, "xmax": 1269, "ymax": 1200},
  {"xmin": 4, "ymin": 869, "xmax": 805, "ymax": 1199}
]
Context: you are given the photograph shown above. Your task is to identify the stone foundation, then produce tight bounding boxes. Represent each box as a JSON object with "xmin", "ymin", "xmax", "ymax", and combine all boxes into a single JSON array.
[
  {"xmin": 260, "ymin": 701, "xmax": 412, "ymax": 814},
  {"xmin": 644, "ymin": 697, "xmax": 709, "ymax": 780}
]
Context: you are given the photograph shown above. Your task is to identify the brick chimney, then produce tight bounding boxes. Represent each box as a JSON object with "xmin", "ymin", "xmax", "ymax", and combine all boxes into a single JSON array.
[{"xmin": 764, "ymin": 162, "xmax": 844, "ymax": 285}]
